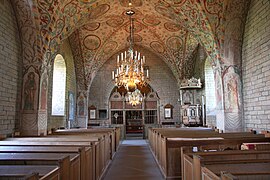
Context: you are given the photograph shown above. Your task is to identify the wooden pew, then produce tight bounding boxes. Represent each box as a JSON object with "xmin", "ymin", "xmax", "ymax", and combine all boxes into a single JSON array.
[
  {"xmin": 5, "ymin": 135, "xmax": 107, "ymax": 180},
  {"xmin": 148, "ymin": 128, "xmax": 216, "ymax": 166},
  {"xmin": 148, "ymin": 127, "xmax": 270, "ymax": 179},
  {"xmin": 241, "ymin": 142, "xmax": 270, "ymax": 150},
  {"xmin": 54, "ymin": 128, "xmax": 119, "ymax": 152},
  {"xmin": 50, "ymin": 129, "xmax": 115, "ymax": 177},
  {"xmin": 0, "ymin": 139, "xmax": 97, "ymax": 180},
  {"xmin": 0, "ymin": 152, "xmax": 79, "ymax": 180},
  {"xmin": 201, "ymin": 162, "xmax": 270, "ymax": 180},
  {"xmin": 52, "ymin": 128, "xmax": 118, "ymax": 159},
  {"xmin": 51, "ymin": 127, "xmax": 122, "ymax": 178},
  {"xmin": 1, "ymin": 127, "xmax": 119, "ymax": 180},
  {"xmin": 0, "ymin": 146, "xmax": 92, "ymax": 180},
  {"xmin": 182, "ymin": 149, "xmax": 270, "ymax": 180},
  {"xmin": 0, "ymin": 165, "xmax": 60, "ymax": 180}
]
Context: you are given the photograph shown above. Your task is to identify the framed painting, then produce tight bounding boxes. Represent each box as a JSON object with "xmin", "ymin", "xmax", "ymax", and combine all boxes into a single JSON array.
[
  {"xmin": 165, "ymin": 108, "xmax": 171, "ymax": 118},
  {"xmin": 89, "ymin": 105, "xmax": 96, "ymax": 120},
  {"xmin": 164, "ymin": 104, "xmax": 173, "ymax": 119}
]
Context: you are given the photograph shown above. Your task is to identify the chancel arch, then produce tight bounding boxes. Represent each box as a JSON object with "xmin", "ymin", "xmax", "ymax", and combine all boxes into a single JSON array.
[{"xmin": 88, "ymin": 46, "xmax": 180, "ymax": 135}]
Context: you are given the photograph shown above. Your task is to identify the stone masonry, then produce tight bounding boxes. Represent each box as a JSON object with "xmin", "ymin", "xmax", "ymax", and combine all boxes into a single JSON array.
[
  {"xmin": 47, "ymin": 39, "xmax": 77, "ymax": 130},
  {"xmin": 242, "ymin": 0, "xmax": 270, "ymax": 132},
  {"xmin": 89, "ymin": 46, "xmax": 180, "ymax": 124},
  {"xmin": 0, "ymin": 0, "xmax": 22, "ymax": 136}
]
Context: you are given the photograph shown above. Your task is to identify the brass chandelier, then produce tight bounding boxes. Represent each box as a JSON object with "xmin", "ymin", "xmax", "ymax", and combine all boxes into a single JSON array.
[
  {"xmin": 126, "ymin": 89, "xmax": 143, "ymax": 106},
  {"xmin": 112, "ymin": 8, "xmax": 149, "ymax": 92}
]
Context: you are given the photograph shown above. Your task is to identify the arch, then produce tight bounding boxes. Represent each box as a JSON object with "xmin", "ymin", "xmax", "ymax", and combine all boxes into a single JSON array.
[
  {"xmin": 12, "ymin": 0, "xmax": 43, "ymax": 65},
  {"xmin": 32, "ymin": 0, "xmax": 218, "ymax": 86},
  {"xmin": 51, "ymin": 54, "xmax": 67, "ymax": 116}
]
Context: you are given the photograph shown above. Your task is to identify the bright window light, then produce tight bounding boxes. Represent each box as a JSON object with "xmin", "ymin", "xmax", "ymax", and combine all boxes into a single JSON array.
[{"xmin": 52, "ymin": 54, "xmax": 66, "ymax": 116}]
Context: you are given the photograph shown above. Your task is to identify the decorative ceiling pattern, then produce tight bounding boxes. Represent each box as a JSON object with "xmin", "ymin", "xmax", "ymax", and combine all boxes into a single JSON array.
[
  {"xmin": 12, "ymin": 0, "xmax": 250, "ymax": 89},
  {"xmin": 11, "ymin": 0, "xmax": 41, "ymax": 69}
]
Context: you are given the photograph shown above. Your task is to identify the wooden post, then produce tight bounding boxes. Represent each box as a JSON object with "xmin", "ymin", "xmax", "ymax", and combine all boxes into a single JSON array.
[{"xmin": 193, "ymin": 155, "xmax": 202, "ymax": 180}]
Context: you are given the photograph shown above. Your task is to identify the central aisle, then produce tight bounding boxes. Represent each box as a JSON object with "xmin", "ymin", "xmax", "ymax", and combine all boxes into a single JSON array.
[{"xmin": 102, "ymin": 140, "xmax": 164, "ymax": 180}]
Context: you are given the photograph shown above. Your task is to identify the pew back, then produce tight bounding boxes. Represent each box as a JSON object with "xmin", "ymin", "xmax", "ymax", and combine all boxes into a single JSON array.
[{"xmin": 0, "ymin": 165, "xmax": 60, "ymax": 180}]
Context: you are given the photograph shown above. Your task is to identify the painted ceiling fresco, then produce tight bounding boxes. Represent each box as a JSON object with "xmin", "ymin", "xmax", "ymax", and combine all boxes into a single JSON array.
[{"xmin": 12, "ymin": 0, "xmax": 249, "ymax": 90}]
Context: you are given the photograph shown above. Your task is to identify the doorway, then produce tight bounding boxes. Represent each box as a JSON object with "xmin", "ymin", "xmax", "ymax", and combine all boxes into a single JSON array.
[{"xmin": 125, "ymin": 111, "xmax": 143, "ymax": 139}]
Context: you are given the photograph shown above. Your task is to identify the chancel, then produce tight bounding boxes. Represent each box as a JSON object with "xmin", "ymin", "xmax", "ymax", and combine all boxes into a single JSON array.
[{"xmin": 0, "ymin": 0, "xmax": 270, "ymax": 179}]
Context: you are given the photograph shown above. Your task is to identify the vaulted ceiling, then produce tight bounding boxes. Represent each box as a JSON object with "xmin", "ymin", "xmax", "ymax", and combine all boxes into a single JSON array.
[{"xmin": 12, "ymin": 0, "xmax": 249, "ymax": 90}]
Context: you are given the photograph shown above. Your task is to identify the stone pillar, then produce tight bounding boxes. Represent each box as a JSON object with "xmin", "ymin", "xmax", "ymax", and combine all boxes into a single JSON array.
[
  {"xmin": 223, "ymin": 66, "xmax": 243, "ymax": 132},
  {"xmin": 213, "ymin": 66, "xmax": 225, "ymax": 131},
  {"xmin": 20, "ymin": 63, "xmax": 52, "ymax": 136},
  {"xmin": 213, "ymin": 63, "xmax": 243, "ymax": 132},
  {"xmin": 37, "ymin": 70, "xmax": 49, "ymax": 135},
  {"xmin": 212, "ymin": 0, "xmax": 249, "ymax": 132},
  {"xmin": 20, "ymin": 66, "xmax": 40, "ymax": 136},
  {"xmin": 220, "ymin": 0, "xmax": 248, "ymax": 132}
]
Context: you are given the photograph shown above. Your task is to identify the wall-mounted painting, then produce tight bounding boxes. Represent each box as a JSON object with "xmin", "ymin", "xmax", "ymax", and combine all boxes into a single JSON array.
[
  {"xmin": 89, "ymin": 105, "xmax": 96, "ymax": 120},
  {"xmin": 164, "ymin": 104, "xmax": 174, "ymax": 119}
]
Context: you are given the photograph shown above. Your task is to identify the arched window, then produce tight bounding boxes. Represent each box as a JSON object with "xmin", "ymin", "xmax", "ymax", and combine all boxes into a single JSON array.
[{"xmin": 52, "ymin": 54, "xmax": 66, "ymax": 116}]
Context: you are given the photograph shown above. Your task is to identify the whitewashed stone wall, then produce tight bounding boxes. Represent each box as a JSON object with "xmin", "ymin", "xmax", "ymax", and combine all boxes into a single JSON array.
[
  {"xmin": 0, "ymin": 0, "xmax": 22, "ymax": 136},
  {"xmin": 242, "ymin": 0, "xmax": 270, "ymax": 132}
]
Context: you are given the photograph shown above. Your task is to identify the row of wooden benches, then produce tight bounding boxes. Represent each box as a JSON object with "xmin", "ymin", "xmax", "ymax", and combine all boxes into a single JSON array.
[
  {"xmin": 0, "ymin": 127, "xmax": 121, "ymax": 180},
  {"xmin": 182, "ymin": 147, "xmax": 270, "ymax": 180},
  {"xmin": 148, "ymin": 127, "xmax": 270, "ymax": 179}
]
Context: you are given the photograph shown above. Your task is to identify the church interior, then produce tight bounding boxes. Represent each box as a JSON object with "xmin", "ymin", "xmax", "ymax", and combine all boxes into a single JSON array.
[{"xmin": 0, "ymin": 0, "xmax": 270, "ymax": 179}]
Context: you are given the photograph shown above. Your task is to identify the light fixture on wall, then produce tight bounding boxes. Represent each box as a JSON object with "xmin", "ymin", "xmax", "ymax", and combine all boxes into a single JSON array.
[
  {"xmin": 126, "ymin": 89, "xmax": 143, "ymax": 106},
  {"xmin": 112, "ymin": 6, "xmax": 149, "ymax": 92}
]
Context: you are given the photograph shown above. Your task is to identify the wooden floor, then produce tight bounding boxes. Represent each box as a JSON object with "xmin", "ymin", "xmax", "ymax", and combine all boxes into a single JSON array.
[{"xmin": 102, "ymin": 140, "xmax": 164, "ymax": 180}]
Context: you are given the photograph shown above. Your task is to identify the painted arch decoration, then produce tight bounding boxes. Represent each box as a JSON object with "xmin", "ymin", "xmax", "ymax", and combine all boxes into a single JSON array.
[{"xmin": 12, "ymin": 0, "xmax": 250, "ymax": 89}]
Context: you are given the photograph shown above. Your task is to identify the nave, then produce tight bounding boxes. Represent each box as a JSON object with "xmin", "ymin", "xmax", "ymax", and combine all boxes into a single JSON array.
[{"xmin": 103, "ymin": 140, "xmax": 164, "ymax": 180}]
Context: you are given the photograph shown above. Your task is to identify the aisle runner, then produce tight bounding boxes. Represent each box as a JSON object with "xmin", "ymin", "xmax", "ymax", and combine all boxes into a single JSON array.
[{"xmin": 103, "ymin": 140, "xmax": 164, "ymax": 180}]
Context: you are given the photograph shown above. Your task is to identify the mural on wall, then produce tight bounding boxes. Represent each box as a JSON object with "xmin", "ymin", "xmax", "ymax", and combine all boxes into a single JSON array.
[
  {"xmin": 83, "ymin": 35, "xmax": 101, "ymax": 50},
  {"xmin": 69, "ymin": 32, "xmax": 88, "ymax": 91},
  {"xmin": 77, "ymin": 92, "xmax": 86, "ymax": 116},
  {"xmin": 12, "ymin": 0, "xmax": 41, "ymax": 65},
  {"xmin": 23, "ymin": 71, "xmax": 38, "ymax": 111},
  {"xmin": 164, "ymin": 22, "xmax": 181, "ymax": 32},
  {"xmin": 142, "ymin": 15, "xmax": 161, "ymax": 26},
  {"xmin": 223, "ymin": 66, "xmax": 241, "ymax": 112},
  {"xmin": 40, "ymin": 74, "xmax": 48, "ymax": 110},
  {"xmin": 106, "ymin": 16, "xmax": 124, "ymax": 28},
  {"xmin": 20, "ymin": 0, "xmax": 222, "ymax": 92},
  {"xmin": 83, "ymin": 22, "xmax": 100, "ymax": 31},
  {"xmin": 182, "ymin": 90, "xmax": 193, "ymax": 104},
  {"xmin": 103, "ymin": 41, "xmax": 118, "ymax": 54},
  {"xmin": 69, "ymin": 91, "xmax": 75, "ymax": 121},
  {"xmin": 150, "ymin": 41, "xmax": 165, "ymax": 54},
  {"xmin": 89, "ymin": 4, "xmax": 110, "ymax": 19},
  {"xmin": 214, "ymin": 67, "xmax": 223, "ymax": 109},
  {"xmin": 26, "ymin": 0, "xmax": 247, "ymax": 73}
]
